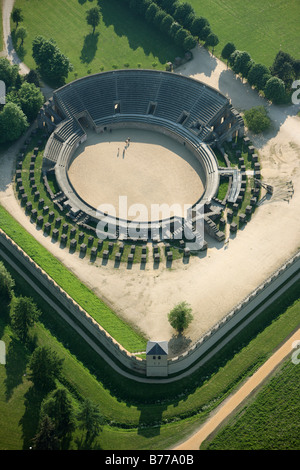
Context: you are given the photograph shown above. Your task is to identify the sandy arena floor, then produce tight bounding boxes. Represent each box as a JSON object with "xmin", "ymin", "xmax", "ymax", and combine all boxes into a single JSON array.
[{"xmin": 68, "ymin": 129, "xmax": 205, "ymax": 221}]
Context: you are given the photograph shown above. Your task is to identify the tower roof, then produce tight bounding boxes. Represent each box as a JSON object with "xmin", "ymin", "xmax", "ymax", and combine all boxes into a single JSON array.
[{"xmin": 146, "ymin": 341, "xmax": 168, "ymax": 356}]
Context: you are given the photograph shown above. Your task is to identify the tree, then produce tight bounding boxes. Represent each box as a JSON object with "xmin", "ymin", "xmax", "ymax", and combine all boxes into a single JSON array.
[
  {"xmin": 168, "ymin": 301, "xmax": 193, "ymax": 334},
  {"xmin": 0, "ymin": 58, "xmax": 19, "ymax": 88},
  {"xmin": 7, "ymin": 81, "xmax": 44, "ymax": 122},
  {"xmin": 161, "ymin": 0, "xmax": 178, "ymax": 15},
  {"xmin": 244, "ymin": 106, "xmax": 271, "ymax": 134},
  {"xmin": 247, "ymin": 63, "xmax": 271, "ymax": 91},
  {"xmin": 0, "ymin": 102, "xmax": 28, "ymax": 144},
  {"xmin": 32, "ymin": 36, "xmax": 72, "ymax": 85},
  {"xmin": 198, "ymin": 25, "xmax": 211, "ymax": 42},
  {"xmin": 160, "ymin": 14, "xmax": 174, "ymax": 34},
  {"xmin": 153, "ymin": 9, "xmax": 167, "ymax": 29},
  {"xmin": 264, "ymin": 76, "xmax": 286, "ymax": 103},
  {"xmin": 10, "ymin": 296, "xmax": 41, "ymax": 342},
  {"xmin": 169, "ymin": 21, "xmax": 181, "ymax": 39},
  {"xmin": 174, "ymin": 27, "xmax": 189, "ymax": 47},
  {"xmin": 29, "ymin": 346, "xmax": 64, "ymax": 391},
  {"xmin": 183, "ymin": 35, "xmax": 197, "ymax": 51},
  {"xmin": 145, "ymin": 3, "xmax": 160, "ymax": 23},
  {"xmin": 205, "ymin": 33, "xmax": 219, "ymax": 54},
  {"xmin": 77, "ymin": 399, "xmax": 104, "ymax": 442},
  {"xmin": 137, "ymin": 0, "xmax": 152, "ymax": 16},
  {"xmin": 25, "ymin": 69, "xmax": 40, "ymax": 88},
  {"xmin": 221, "ymin": 42, "xmax": 236, "ymax": 65},
  {"xmin": 41, "ymin": 388, "xmax": 75, "ymax": 439},
  {"xmin": 32, "ymin": 415, "xmax": 60, "ymax": 450},
  {"xmin": 270, "ymin": 50, "xmax": 299, "ymax": 88},
  {"xmin": 16, "ymin": 26, "xmax": 27, "ymax": 46},
  {"xmin": 86, "ymin": 7, "xmax": 101, "ymax": 34},
  {"xmin": 0, "ymin": 261, "xmax": 15, "ymax": 299},
  {"xmin": 173, "ymin": 2, "xmax": 195, "ymax": 29},
  {"xmin": 190, "ymin": 16, "xmax": 209, "ymax": 40},
  {"xmin": 231, "ymin": 51, "xmax": 252, "ymax": 78},
  {"xmin": 11, "ymin": 7, "xmax": 23, "ymax": 28}
]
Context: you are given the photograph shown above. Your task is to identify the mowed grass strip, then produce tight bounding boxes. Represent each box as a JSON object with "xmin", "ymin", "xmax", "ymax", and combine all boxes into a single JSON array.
[
  {"xmin": 0, "ymin": 205, "xmax": 147, "ymax": 352},
  {"xmin": 186, "ymin": 0, "xmax": 299, "ymax": 66},
  {"xmin": 13, "ymin": 0, "xmax": 183, "ymax": 80}
]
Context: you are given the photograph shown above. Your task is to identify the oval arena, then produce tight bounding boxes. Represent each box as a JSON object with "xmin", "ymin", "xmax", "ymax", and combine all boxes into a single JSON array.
[{"xmin": 39, "ymin": 69, "xmax": 244, "ymax": 244}]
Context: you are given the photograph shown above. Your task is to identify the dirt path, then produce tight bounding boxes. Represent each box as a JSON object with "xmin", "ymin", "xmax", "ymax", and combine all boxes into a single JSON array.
[{"xmin": 173, "ymin": 326, "xmax": 300, "ymax": 450}]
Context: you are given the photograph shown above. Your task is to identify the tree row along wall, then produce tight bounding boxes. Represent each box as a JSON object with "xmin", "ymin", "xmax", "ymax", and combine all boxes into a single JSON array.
[
  {"xmin": 168, "ymin": 251, "xmax": 300, "ymax": 375},
  {"xmin": 0, "ymin": 228, "xmax": 146, "ymax": 375},
  {"xmin": 0, "ymin": 226, "xmax": 299, "ymax": 381}
]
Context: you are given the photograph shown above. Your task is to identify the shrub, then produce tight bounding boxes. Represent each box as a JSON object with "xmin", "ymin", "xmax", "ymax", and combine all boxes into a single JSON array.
[{"xmin": 244, "ymin": 106, "xmax": 271, "ymax": 134}]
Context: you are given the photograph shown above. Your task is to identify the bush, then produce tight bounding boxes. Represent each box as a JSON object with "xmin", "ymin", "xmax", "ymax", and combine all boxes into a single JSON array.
[
  {"xmin": 264, "ymin": 76, "xmax": 286, "ymax": 103},
  {"xmin": 244, "ymin": 106, "xmax": 271, "ymax": 134}
]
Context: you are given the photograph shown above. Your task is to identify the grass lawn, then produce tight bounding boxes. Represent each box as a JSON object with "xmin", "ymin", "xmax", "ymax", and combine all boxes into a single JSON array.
[
  {"xmin": 186, "ymin": 0, "xmax": 300, "ymax": 66},
  {"xmin": 12, "ymin": 0, "xmax": 183, "ymax": 82}
]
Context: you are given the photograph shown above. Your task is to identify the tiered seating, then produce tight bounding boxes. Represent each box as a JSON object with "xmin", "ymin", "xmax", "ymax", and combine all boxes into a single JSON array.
[
  {"xmin": 43, "ymin": 134, "xmax": 64, "ymax": 164},
  {"xmin": 55, "ymin": 119, "xmax": 84, "ymax": 143},
  {"xmin": 185, "ymin": 88, "xmax": 227, "ymax": 126},
  {"xmin": 116, "ymin": 71, "xmax": 161, "ymax": 115},
  {"xmin": 155, "ymin": 74, "xmax": 201, "ymax": 122}
]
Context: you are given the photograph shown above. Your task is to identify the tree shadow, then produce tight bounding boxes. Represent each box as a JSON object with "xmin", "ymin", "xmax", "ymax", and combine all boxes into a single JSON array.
[
  {"xmin": 75, "ymin": 432, "xmax": 102, "ymax": 449},
  {"xmin": 99, "ymin": 0, "xmax": 184, "ymax": 64},
  {"xmin": 4, "ymin": 336, "xmax": 30, "ymax": 401},
  {"xmin": 168, "ymin": 333, "xmax": 192, "ymax": 357},
  {"xmin": 80, "ymin": 33, "xmax": 100, "ymax": 64},
  {"xmin": 137, "ymin": 403, "xmax": 168, "ymax": 438},
  {"xmin": 19, "ymin": 385, "xmax": 47, "ymax": 449}
]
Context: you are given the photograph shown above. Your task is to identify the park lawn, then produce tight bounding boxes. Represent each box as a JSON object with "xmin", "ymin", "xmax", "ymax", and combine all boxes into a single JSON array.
[
  {"xmin": 12, "ymin": 0, "xmax": 183, "ymax": 82},
  {"xmin": 186, "ymin": 0, "xmax": 299, "ymax": 66}
]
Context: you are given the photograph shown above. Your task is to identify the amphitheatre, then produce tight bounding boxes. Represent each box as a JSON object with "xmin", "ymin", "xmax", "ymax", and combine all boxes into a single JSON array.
[
  {"xmin": 0, "ymin": 0, "xmax": 300, "ymax": 451},
  {"xmin": 4, "ymin": 60, "xmax": 299, "ymax": 358}
]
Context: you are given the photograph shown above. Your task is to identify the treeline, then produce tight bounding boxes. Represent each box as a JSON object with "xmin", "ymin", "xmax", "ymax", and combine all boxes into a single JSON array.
[
  {"xmin": 222, "ymin": 43, "xmax": 300, "ymax": 104},
  {"xmin": 0, "ymin": 58, "xmax": 43, "ymax": 144},
  {"xmin": 116, "ymin": 0, "xmax": 219, "ymax": 53},
  {"xmin": 0, "ymin": 261, "xmax": 104, "ymax": 449}
]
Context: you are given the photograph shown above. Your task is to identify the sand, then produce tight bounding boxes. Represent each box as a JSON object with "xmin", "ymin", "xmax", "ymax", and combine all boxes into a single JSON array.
[{"xmin": 68, "ymin": 128, "xmax": 205, "ymax": 221}]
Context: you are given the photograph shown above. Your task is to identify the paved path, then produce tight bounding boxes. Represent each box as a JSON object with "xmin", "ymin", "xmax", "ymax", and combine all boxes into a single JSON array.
[
  {"xmin": 2, "ymin": 0, "xmax": 30, "ymax": 74},
  {"xmin": 173, "ymin": 326, "xmax": 300, "ymax": 450}
]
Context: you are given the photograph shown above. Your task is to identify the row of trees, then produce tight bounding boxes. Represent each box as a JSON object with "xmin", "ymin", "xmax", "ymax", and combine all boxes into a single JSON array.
[
  {"xmin": 221, "ymin": 43, "xmax": 297, "ymax": 104},
  {"xmin": 0, "ymin": 261, "xmax": 104, "ymax": 449},
  {"xmin": 0, "ymin": 58, "xmax": 43, "ymax": 144},
  {"xmin": 119, "ymin": 0, "xmax": 219, "ymax": 53}
]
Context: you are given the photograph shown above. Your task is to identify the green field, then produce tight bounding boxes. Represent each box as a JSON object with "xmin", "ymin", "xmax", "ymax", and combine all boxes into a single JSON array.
[
  {"xmin": 187, "ymin": 0, "xmax": 300, "ymax": 66},
  {"xmin": 201, "ymin": 358, "xmax": 300, "ymax": 450},
  {"xmin": 12, "ymin": 0, "xmax": 183, "ymax": 81}
]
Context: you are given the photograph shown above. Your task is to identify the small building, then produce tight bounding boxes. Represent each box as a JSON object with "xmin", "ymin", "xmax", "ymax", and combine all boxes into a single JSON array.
[{"xmin": 146, "ymin": 341, "xmax": 168, "ymax": 377}]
